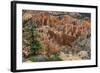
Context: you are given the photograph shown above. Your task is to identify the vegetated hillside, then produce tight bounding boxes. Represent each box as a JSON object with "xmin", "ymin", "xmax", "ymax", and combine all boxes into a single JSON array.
[{"xmin": 22, "ymin": 10, "xmax": 91, "ymax": 62}]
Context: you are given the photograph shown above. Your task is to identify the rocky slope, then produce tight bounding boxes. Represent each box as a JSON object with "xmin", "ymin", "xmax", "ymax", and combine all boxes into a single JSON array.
[{"xmin": 22, "ymin": 10, "xmax": 91, "ymax": 62}]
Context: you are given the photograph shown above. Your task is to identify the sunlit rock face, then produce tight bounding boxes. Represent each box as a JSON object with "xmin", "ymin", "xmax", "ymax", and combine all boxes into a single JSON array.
[{"xmin": 22, "ymin": 10, "xmax": 91, "ymax": 61}]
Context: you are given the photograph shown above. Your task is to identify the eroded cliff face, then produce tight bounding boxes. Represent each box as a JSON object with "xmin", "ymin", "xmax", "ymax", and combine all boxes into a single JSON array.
[{"xmin": 22, "ymin": 10, "xmax": 91, "ymax": 62}]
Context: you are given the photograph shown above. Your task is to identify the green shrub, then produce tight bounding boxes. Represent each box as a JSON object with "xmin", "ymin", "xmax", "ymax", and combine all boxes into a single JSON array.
[
  {"xmin": 29, "ymin": 55, "xmax": 48, "ymax": 62},
  {"xmin": 48, "ymin": 54, "xmax": 62, "ymax": 61},
  {"xmin": 30, "ymin": 24, "xmax": 42, "ymax": 55}
]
